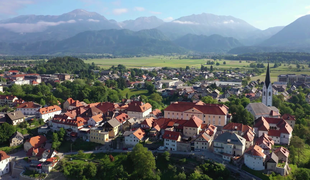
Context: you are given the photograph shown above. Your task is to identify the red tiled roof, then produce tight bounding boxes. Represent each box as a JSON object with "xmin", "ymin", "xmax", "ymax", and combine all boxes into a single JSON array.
[
  {"xmin": 52, "ymin": 115, "xmax": 88, "ymax": 127},
  {"xmin": 245, "ymin": 145, "xmax": 265, "ymax": 157},
  {"xmin": 141, "ymin": 117, "xmax": 155, "ymax": 128},
  {"xmin": 0, "ymin": 151, "xmax": 10, "ymax": 161},
  {"xmin": 95, "ymin": 102, "xmax": 119, "ymax": 113},
  {"xmin": 115, "ymin": 113, "xmax": 129, "ymax": 123},
  {"xmin": 164, "ymin": 101, "xmax": 228, "ymax": 115},
  {"xmin": 184, "ymin": 115, "xmax": 203, "ymax": 128},
  {"xmin": 243, "ymin": 130, "xmax": 255, "ymax": 142},
  {"xmin": 0, "ymin": 95, "xmax": 17, "ymax": 100},
  {"xmin": 223, "ymin": 122, "xmax": 253, "ymax": 133},
  {"xmin": 39, "ymin": 105, "xmax": 61, "ymax": 115},
  {"xmin": 26, "ymin": 135, "xmax": 47, "ymax": 149},
  {"xmin": 17, "ymin": 101, "xmax": 41, "ymax": 109},
  {"xmin": 282, "ymin": 114, "xmax": 296, "ymax": 121},
  {"xmin": 27, "ymin": 148, "xmax": 45, "ymax": 157},
  {"xmin": 155, "ymin": 118, "xmax": 188, "ymax": 130},
  {"xmin": 127, "ymin": 101, "xmax": 152, "ymax": 112},
  {"xmin": 163, "ymin": 130, "xmax": 181, "ymax": 141},
  {"xmin": 274, "ymin": 147, "xmax": 290, "ymax": 157},
  {"xmin": 255, "ymin": 133, "xmax": 274, "ymax": 150},
  {"xmin": 254, "ymin": 117, "xmax": 270, "ymax": 131}
]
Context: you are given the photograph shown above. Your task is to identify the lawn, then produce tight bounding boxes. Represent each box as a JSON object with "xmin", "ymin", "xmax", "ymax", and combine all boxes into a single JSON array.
[
  {"xmin": 0, "ymin": 144, "xmax": 23, "ymax": 154},
  {"xmin": 241, "ymin": 165, "xmax": 269, "ymax": 180},
  {"xmin": 58, "ymin": 138, "xmax": 101, "ymax": 153},
  {"xmin": 120, "ymin": 88, "xmax": 149, "ymax": 98},
  {"xmin": 84, "ymin": 56, "xmax": 310, "ymax": 83}
]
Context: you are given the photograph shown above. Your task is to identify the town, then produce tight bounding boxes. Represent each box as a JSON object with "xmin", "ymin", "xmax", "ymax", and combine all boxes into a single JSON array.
[{"xmin": 0, "ymin": 57, "xmax": 307, "ymax": 180}]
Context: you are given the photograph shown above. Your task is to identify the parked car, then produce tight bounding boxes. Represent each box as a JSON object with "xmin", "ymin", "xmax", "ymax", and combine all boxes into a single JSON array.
[{"xmin": 157, "ymin": 146, "xmax": 166, "ymax": 151}]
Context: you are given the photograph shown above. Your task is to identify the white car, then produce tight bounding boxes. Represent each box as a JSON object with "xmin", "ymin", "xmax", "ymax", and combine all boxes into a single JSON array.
[{"xmin": 157, "ymin": 146, "xmax": 166, "ymax": 151}]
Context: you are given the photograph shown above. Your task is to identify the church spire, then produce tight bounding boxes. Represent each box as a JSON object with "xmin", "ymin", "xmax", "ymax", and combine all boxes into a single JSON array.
[{"xmin": 265, "ymin": 62, "xmax": 271, "ymax": 88}]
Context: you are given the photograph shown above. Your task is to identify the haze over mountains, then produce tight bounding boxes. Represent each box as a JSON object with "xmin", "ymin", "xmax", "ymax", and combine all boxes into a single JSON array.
[{"xmin": 0, "ymin": 9, "xmax": 309, "ymax": 55}]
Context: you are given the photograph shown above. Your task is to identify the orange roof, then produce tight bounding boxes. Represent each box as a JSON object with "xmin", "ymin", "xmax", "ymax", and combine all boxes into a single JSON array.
[
  {"xmin": 91, "ymin": 114, "xmax": 103, "ymax": 123},
  {"xmin": 32, "ymin": 80, "xmax": 39, "ymax": 85},
  {"xmin": 115, "ymin": 113, "xmax": 129, "ymax": 123},
  {"xmin": 141, "ymin": 117, "xmax": 155, "ymax": 128},
  {"xmin": 243, "ymin": 130, "xmax": 255, "ymax": 142},
  {"xmin": 127, "ymin": 101, "xmax": 152, "ymax": 112},
  {"xmin": 164, "ymin": 101, "xmax": 228, "ymax": 115},
  {"xmin": 26, "ymin": 135, "xmax": 47, "ymax": 149},
  {"xmin": 163, "ymin": 130, "xmax": 181, "ymax": 141},
  {"xmin": 39, "ymin": 105, "xmax": 61, "ymax": 115},
  {"xmin": 133, "ymin": 128, "xmax": 145, "ymax": 140},
  {"xmin": 0, "ymin": 151, "xmax": 10, "ymax": 161},
  {"xmin": 17, "ymin": 101, "xmax": 41, "ymax": 109},
  {"xmin": 255, "ymin": 133, "xmax": 274, "ymax": 150},
  {"xmin": 245, "ymin": 145, "xmax": 265, "ymax": 157},
  {"xmin": 184, "ymin": 115, "xmax": 203, "ymax": 128}
]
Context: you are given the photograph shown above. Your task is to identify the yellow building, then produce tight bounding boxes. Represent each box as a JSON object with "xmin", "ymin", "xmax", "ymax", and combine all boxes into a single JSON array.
[{"xmin": 89, "ymin": 127, "xmax": 109, "ymax": 144}]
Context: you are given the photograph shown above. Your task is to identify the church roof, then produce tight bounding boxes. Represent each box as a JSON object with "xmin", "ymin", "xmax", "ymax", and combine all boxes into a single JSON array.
[{"xmin": 265, "ymin": 62, "xmax": 271, "ymax": 88}]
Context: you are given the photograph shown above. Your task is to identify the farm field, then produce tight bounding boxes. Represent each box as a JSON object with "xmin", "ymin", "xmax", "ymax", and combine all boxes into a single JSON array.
[{"xmin": 85, "ymin": 56, "xmax": 310, "ymax": 82}]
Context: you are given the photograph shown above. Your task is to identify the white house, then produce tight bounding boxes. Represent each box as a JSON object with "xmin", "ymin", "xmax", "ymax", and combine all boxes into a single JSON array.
[
  {"xmin": 162, "ymin": 130, "xmax": 181, "ymax": 151},
  {"xmin": 38, "ymin": 105, "xmax": 62, "ymax": 122},
  {"xmin": 126, "ymin": 101, "xmax": 152, "ymax": 119},
  {"xmin": 213, "ymin": 132, "xmax": 246, "ymax": 161},
  {"xmin": 16, "ymin": 101, "xmax": 41, "ymax": 115},
  {"xmin": 194, "ymin": 124, "xmax": 217, "ymax": 151},
  {"xmin": 253, "ymin": 117, "xmax": 293, "ymax": 145},
  {"xmin": 244, "ymin": 145, "xmax": 266, "ymax": 171},
  {"xmin": 0, "ymin": 151, "xmax": 11, "ymax": 176},
  {"xmin": 124, "ymin": 128, "xmax": 145, "ymax": 147},
  {"xmin": 87, "ymin": 114, "xmax": 104, "ymax": 127}
]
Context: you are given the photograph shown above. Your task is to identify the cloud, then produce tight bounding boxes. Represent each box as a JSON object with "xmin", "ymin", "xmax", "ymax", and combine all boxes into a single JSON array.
[
  {"xmin": 306, "ymin": 6, "xmax": 310, "ymax": 9},
  {"xmin": 111, "ymin": 0, "xmax": 121, "ymax": 6},
  {"xmin": 0, "ymin": 0, "xmax": 39, "ymax": 16},
  {"xmin": 113, "ymin": 8, "xmax": 128, "ymax": 15},
  {"xmin": 223, "ymin": 20, "xmax": 235, "ymax": 24},
  {"xmin": 296, "ymin": 6, "xmax": 310, "ymax": 18},
  {"xmin": 172, "ymin": 20, "xmax": 199, "ymax": 25},
  {"xmin": 0, "ymin": 20, "xmax": 76, "ymax": 33},
  {"xmin": 150, "ymin": 11, "xmax": 162, "ymax": 15},
  {"xmin": 163, "ymin": 17, "xmax": 174, "ymax": 22},
  {"xmin": 88, "ymin": 19, "xmax": 100, "ymax": 22},
  {"xmin": 134, "ymin": 7, "xmax": 145, "ymax": 11}
]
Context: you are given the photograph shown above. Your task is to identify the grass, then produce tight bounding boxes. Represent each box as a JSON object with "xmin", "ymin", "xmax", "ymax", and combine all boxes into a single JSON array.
[
  {"xmin": 84, "ymin": 56, "xmax": 310, "ymax": 83},
  {"xmin": 0, "ymin": 144, "xmax": 23, "ymax": 154},
  {"xmin": 58, "ymin": 138, "xmax": 101, "ymax": 153},
  {"xmin": 241, "ymin": 165, "xmax": 269, "ymax": 180}
]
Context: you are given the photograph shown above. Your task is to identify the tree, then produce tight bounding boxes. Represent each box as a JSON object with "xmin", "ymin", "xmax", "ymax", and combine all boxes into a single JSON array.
[
  {"xmin": 290, "ymin": 136, "xmax": 305, "ymax": 164},
  {"xmin": 0, "ymin": 123, "xmax": 16, "ymax": 144},
  {"xmin": 149, "ymin": 93, "xmax": 163, "ymax": 104},
  {"xmin": 130, "ymin": 144, "xmax": 158, "ymax": 179},
  {"xmin": 294, "ymin": 168, "xmax": 310, "ymax": 180},
  {"xmin": 86, "ymin": 162, "xmax": 97, "ymax": 178},
  {"xmin": 185, "ymin": 66, "xmax": 190, "ymax": 71},
  {"xmin": 146, "ymin": 82, "xmax": 155, "ymax": 94},
  {"xmin": 223, "ymin": 61, "xmax": 226, "ymax": 65},
  {"xmin": 201, "ymin": 96, "xmax": 218, "ymax": 104},
  {"xmin": 174, "ymin": 172, "xmax": 186, "ymax": 180}
]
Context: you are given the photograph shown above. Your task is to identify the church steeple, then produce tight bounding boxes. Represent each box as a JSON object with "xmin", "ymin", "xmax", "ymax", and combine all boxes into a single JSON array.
[
  {"xmin": 262, "ymin": 61, "xmax": 272, "ymax": 107},
  {"xmin": 265, "ymin": 62, "xmax": 271, "ymax": 88}
]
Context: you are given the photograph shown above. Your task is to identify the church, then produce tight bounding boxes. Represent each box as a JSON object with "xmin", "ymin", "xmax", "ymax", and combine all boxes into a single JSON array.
[{"xmin": 245, "ymin": 63, "xmax": 280, "ymax": 119}]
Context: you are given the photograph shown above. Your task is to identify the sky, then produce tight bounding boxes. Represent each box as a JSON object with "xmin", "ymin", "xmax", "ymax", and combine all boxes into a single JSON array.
[{"xmin": 0, "ymin": 0, "xmax": 310, "ymax": 30}]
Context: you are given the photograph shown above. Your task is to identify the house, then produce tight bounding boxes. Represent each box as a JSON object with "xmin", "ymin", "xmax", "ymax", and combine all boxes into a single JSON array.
[
  {"xmin": 9, "ymin": 131, "xmax": 24, "ymax": 147},
  {"xmin": 265, "ymin": 152, "xmax": 279, "ymax": 172},
  {"xmin": 194, "ymin": 124, "xmax": 217, "ymax": 151},
  {"xmin": 213, "ymin": 132, "xmax": 246, "ymax": 161},
  {"xmin": 255, "ymin": 133, "xmax": 274, "ymax": 154},
  {"xmin": 150, "ymin": 109, "xmax": 163, "ymax": 118},
  {"xmin": 63, "ymin": 98, "xmax": 85, "ymax": 111},
  {"xmin": 281, "ymin": 114, "xmax": 296, "ymax": 129},
  {"xmin": 274, "ymin": 147, "xmax": 289, "ymax": 162},
  {"xmin": 27, "ymin": 147, "xmax": 46, "ymax": 160},
  {"xmin": 162, "ymin": 130, "xmax": 181, "ymax": 151},
  {"xmin": 87, "ymin": 114, "xmax": 104, "ymax": 127},
  {"xmin": 5, "ymin": 111, "xmax": 25, "ymax": 125},
  {"xmin": 0, "ymin": 151, "xmax": 11, "ymax": 176},
  {"xmin": 89, "ymin": 127, "xmax": 109, "ymax": 144},
  {"xmin": 164, "ymin": 101, "xmax": 229, "ymax": 127},
  {"xmin": 124, "ymin": 128, "xmax": 145, "ymax": 147},
  {"xmin": 51, "ymin": 116, "xmax": 88, "ymax": 133},
  {"xmin": 246, "ymin": 103, "xmax": 280, "ymax": 119},
  {"xmin": 126, "ymin": 101, "xmax": 152, "ymax": 119},
  {"xmin": 105, "ymin": 118, "xmax": 121, "ymax": 138},
  {"xmin": 183, "ymin": 115, "xmax": 203, "ymax": 138},
  {"xmin": 244, "ymin": 145, "xmax": 266, "ymax": 171},
  {"xmin": 38, "ymin": 105, "xmax": 62, "ymax": 122},
  {"xmin": 115, "ymin": 113, "xmax": 129, "ymax": 124},
  {"xmin": 222, "ymin": 122, "xmax": 255, "ymax": 148},
  {"xmin": 16, "ymin": 101, "xmax": 41, "ymax": 115},
  {"xmin": 0, "ymin": 95, "xmax": 18, "ymax": 106},
  {"xmin": 24, "ymin": 135, "xmax": 47, "ymax": 152},
  {"xmin": 140, "ymin": 117, "xmax": 155, "ymax": 130},
  {"xmin": 253, "ymin": 117, "xmax": 293, "ymax": 145}
]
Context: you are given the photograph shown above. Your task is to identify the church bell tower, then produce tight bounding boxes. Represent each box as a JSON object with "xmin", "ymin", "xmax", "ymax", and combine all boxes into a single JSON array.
[{"xmin": 262, "ymin": 62, "xmax": 272, "ymax": 106}]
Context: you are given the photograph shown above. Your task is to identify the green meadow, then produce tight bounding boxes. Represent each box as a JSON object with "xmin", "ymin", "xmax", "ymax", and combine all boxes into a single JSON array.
[{"xmin": 84, "ymin": 56, "xmax": 310, "ymax": 82}]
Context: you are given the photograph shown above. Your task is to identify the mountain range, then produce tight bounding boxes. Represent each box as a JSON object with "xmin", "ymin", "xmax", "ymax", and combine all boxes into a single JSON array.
[{"xmin": 0, "ymin": 9, "xmax": 309, "ymax": 55}]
